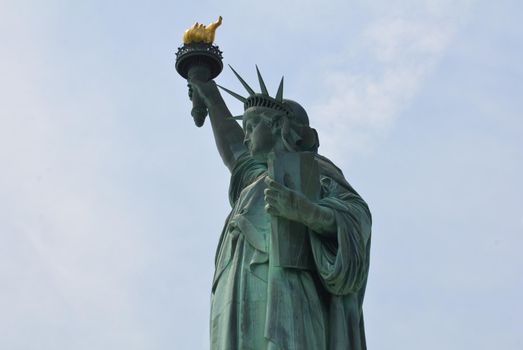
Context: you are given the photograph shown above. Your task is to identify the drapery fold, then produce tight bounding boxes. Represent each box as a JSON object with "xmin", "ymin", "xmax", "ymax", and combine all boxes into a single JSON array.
[{"xmin": 211, "ymin": 152, "xmax": 371, "ymax": 350}]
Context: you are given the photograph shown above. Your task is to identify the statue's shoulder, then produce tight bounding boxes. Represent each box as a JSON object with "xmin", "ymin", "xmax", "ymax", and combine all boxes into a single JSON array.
[
  {"xmin": 314, "ymin": 154, "xmax": 348, "ymax": 186},
  {"xmin": 314, "ymin": 154, "xmax": 369, "ymax": 217},
  {"xmin": 229, "ymin": 152, "xmax": 267, "ymax": 206}
]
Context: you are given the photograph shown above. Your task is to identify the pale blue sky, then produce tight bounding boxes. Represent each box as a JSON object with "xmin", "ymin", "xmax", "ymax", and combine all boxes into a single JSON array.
[{"xmin": 1, "ymin": 0, "xmax": 522, "ymax": 349}]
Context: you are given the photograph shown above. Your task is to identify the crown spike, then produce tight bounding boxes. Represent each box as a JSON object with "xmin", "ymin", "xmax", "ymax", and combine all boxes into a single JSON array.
[
  {"xmin": 275, "ymin": 76, "xmax": 284, "ymax": 102},
  {"xmin": 255, "ymin": 65, "xmax": 269, "ymax": 96},
  {"xmin": 217, "ymin": 84, "xmax": 247, "ymax": 103},
  {"xmin": 229, "ymin": 65, "xmax": 255, "ymax": 96}
]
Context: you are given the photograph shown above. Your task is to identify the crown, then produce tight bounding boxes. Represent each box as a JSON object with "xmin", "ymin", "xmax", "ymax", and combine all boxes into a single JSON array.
[{"xmin": 218, "ymin": 65, "xmax": 292, "ymax": 118}]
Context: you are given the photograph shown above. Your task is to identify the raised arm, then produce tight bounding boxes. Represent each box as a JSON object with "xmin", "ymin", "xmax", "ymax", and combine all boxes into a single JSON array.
[{"xmin": 188, "ymin": 79, "xmax": 247, "ymax": 172}]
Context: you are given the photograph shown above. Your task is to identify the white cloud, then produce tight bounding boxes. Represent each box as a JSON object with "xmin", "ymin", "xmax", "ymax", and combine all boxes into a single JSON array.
[{"xmin": 312, "ymin": 1, "xmax": 473, "ymax": 163}]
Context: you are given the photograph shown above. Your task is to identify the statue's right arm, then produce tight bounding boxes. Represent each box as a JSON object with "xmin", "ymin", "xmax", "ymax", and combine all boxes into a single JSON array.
[{"xmin": 189, "ymin": 79, "xmax": 247, "ymax": 172}]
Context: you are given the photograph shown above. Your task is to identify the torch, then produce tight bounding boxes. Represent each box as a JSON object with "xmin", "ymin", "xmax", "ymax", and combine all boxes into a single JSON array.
[{"xmin": 175, "ymin": 16, "xmax": 224, "ymax": 127}]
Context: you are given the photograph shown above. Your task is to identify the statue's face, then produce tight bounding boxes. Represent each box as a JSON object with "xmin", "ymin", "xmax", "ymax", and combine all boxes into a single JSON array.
[{"xmin": 243, "ymin": 108, "xmax": 279, "ymax": 160}]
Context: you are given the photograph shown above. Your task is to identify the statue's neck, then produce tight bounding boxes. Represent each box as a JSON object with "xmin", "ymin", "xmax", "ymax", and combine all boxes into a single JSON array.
[{"xmin": 267, "ymin": 138, "xmax": 288, "ymax": 160}]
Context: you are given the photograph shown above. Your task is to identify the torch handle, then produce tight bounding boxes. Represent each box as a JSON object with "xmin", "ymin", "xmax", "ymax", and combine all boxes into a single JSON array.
[
  {"xmin": 188, "ymin": 65, "xmax": 211, "ymax": 127},
  {"xmin": 191, "ymin": 93, "xmax": 207, "ymax": 127}
]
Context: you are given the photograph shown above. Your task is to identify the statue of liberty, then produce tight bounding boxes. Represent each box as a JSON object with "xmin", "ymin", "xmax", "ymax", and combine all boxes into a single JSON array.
[{"xmin": 178, "ymin": 17, "xmax": 372, "ymax": 350}]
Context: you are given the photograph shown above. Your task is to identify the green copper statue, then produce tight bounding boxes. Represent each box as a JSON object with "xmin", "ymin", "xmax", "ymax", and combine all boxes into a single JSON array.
[{"xmin": 177, "ymin": 18, "xmax": 372, "ymax": 350}]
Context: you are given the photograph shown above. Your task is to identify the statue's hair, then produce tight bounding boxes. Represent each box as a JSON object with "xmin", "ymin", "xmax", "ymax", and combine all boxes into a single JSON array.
[{"xmin": 243, "ymin": 107, "xmax": 319, "ymax": 153}]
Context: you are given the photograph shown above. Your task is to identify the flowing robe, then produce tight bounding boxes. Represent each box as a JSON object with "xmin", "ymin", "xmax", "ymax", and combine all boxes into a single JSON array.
[{"xmin": 210, "ymin": 152, "xmax": 372, "ymax": 350}]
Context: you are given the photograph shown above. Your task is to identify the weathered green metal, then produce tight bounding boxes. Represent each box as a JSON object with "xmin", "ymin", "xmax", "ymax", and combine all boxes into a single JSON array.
[{"xmin": 180, "ymin": 53, "xmax": 371, "ymax": 350}]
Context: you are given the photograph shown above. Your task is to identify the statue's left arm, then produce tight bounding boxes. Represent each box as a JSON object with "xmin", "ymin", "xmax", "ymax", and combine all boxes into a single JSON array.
[
  {"xmin": 264, "ymin": 177, "xmax": 337, "ymax": 235},
  {"xmin": 264, "ymin": 173, "xmax": 372, "ymax": 295}
]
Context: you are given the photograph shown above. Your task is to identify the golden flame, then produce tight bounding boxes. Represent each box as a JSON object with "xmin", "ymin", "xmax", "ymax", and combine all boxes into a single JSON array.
[{"xmin": 183, "ymin": 16, "xmax": 222, "ymax": 44}]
